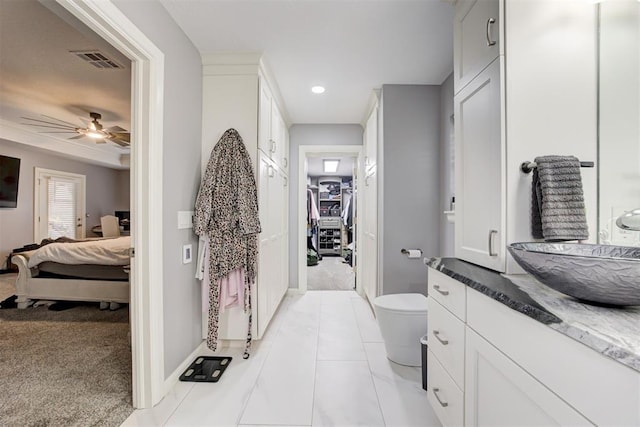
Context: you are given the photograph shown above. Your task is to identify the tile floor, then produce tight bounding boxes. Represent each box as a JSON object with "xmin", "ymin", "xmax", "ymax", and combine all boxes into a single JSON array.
[
  {"xmin": 307, "ymin": 256, "xmax": 355, "ymax": 291},
  {"xmin": 122, "ymin": 290, "xmax": 440, "ymax": 427}
]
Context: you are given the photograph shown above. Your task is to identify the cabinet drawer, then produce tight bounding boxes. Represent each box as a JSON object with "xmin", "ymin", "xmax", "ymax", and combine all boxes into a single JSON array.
[
  {"xmin": 428, "ymin": 297, "xmax": 465, "ymax": 390},
  {"xmin": 428, "ymin": 268, "xmax": 466, "ymax": 321},
  {"xmin": 319, "ymin": 218, "xmax": 340, "ymax": 228},
  {"xmin": 427, "ymin": 349, "xmax": 464, "ymax": 427}
]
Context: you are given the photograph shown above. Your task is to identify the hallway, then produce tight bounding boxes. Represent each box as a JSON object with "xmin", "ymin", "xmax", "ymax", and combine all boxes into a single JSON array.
[{"xmin": 123, "ymin": 290, "xmax": 438, "ymax": 426}]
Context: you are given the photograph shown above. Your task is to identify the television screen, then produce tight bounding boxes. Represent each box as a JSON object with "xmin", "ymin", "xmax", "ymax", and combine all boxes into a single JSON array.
[{"xmin": 0, "ymin": 155, "xmax": 21, "ymax": 208}]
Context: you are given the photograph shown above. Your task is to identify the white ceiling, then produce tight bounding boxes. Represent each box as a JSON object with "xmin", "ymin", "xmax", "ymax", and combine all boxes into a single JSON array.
[
  {"xmin": 307, "ymin": 156, "xmax": 356, "ymax": 177},
  {"xmin": 160, "ymin": 0, "xmax": 455, "ymax": 124},
  {"xmin": 0, "ymin": 0, "xmax": 454, "ymax": 168}
]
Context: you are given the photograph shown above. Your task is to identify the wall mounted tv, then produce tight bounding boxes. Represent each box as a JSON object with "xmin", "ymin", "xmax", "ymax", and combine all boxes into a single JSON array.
[{"xmin": 0, "ymin": 155, "xmax": 21, "ymax": 208}]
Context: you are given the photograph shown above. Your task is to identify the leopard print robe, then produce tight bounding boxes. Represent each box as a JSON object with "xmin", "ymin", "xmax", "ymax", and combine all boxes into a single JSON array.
[{"xmin": 194, "ymin": 128, "xmax": 261, "ymax": 358}]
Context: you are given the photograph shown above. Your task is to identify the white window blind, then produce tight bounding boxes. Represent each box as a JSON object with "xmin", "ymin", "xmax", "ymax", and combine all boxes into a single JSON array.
[{"xmin": 47, "ymin": 178, "xmax": 77, "ymax": 239}]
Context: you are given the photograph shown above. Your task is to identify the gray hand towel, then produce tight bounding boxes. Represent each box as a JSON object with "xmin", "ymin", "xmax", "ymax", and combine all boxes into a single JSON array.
[{"xmin": 531, "ymin": 155, "xmax": 589, "ymax": 241}]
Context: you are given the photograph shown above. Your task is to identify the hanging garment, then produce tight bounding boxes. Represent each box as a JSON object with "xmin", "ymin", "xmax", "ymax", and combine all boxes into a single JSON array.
[
  {"xmin": 194, "ymin": 128, "xmax": 261, "ymax": 358},
  {"xmin": 308, "ymin": 189, "xmax": 320, "ymax": 223}
]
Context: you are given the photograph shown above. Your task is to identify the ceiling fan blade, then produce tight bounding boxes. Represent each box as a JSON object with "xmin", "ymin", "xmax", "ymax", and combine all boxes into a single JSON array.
[
  {"xmin": 95, "ymin": 139, "xmax": 107, "ymax": 144},
  {"xmin": 110, "ymin": 132, "xmax": 130, "ymax": 143},
  {"xmin": 40, "ymin": 115, "xmax": 82, "ymax": 128},
  {"xmin": 69, "ymin": 134, "xmax": 86, "ymax": 140},
  {"xmin": 107, "ymin": 138, "xmax": 130, "ymax": 147},
  {"xmin": 105, "ymin": 125, "xmax": 127, "ymax": 133},
  {"xmin": 21, "ymin": 117, "xmax": 76, "ymax": 129}
]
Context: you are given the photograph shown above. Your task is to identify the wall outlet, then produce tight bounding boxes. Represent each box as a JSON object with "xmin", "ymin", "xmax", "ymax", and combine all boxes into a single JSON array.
[
  {"xmin": 183, "ymin": 244, "xmax": 193, "ymax": 264},
  {"xmin": 178, "ymin": 211, "xmax": 194, "ymax": 229}
]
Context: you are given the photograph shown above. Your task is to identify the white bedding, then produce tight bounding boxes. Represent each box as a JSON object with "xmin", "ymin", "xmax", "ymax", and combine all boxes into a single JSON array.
[{"xmin": 27, "ymin": 236, "xmax": 131, "ymax": 268}]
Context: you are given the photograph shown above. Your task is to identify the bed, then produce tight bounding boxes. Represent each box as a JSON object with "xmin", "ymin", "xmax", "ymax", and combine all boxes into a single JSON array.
[{"xmin": 12, "ymin": 236, "xmax": 131, "ymax": 309}]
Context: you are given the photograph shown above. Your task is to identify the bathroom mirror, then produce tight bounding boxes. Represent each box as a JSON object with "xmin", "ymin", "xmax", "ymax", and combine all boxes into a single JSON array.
[{"xmin": 598, "ymin": 1, "xmax": 640, "ymax": 245}]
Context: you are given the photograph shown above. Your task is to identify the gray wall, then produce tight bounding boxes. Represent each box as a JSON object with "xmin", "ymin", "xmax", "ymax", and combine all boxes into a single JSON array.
[
  {"xmin": 439, "ymin": 74, "xmax": 454, "ymax": 257},
  {"xmin": 380, "ymin": 85, "xmax": 441, "ymax": 296},
  {"xmin": 0, "ymin": 138, "xmax": 129, "ymax": 266},
  {"xmin": 288, "ymin": 124, "xmax": 363, "ymax": 288},
  {"xmin": 113, "ymin": 1, "xmax": 203, "ymax": 379}
]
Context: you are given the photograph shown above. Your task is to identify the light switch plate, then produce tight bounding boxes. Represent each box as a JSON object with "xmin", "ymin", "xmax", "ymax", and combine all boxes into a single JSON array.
[
  {"xmin": 178, "ymin": 211, "xmax": 194, "ymax": 229},
  {"xmin": 183, "ymin": 244, "xmax": 193, "ymax": 264}
]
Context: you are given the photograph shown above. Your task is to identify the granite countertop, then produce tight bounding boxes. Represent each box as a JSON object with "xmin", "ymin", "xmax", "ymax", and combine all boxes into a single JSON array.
[{"xmin": 425, "ymin": 257, "xmax": 640, "ymax": 374}]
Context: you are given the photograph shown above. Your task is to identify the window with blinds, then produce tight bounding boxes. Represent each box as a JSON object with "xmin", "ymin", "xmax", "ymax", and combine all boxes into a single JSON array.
[{"xmin": 47, "ymin": 178, "xmax": 78, "ymax": 239}]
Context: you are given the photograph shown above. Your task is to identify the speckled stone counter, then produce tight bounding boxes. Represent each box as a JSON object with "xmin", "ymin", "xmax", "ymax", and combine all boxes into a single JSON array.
[{"xmin": 426, "ymin": 257, "xmax": 640, "ymax": 373}]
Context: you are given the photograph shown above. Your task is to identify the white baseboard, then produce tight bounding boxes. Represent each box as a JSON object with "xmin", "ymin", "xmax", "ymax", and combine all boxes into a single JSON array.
[
  {"xmin": 287, "ymin": 288, "xmax": 305, "ymax": 295},
  {"xmin": 162, "ymin": 340, "xmax": 207, "ymax": 396}
]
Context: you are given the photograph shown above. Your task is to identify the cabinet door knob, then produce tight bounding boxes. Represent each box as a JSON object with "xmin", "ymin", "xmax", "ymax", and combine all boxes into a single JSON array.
[
  {"xmin": 433, "ymin": 284, "xmax": 449, "ymax": 296},
  {"xmin": 433, "ymin": 388, "xmax": 449, "ymax": 408},
  {"xmin": 486, "ymin": 17, "xmax": 497, "ymax": 47},
  {"xmin": 488, "ymin": 229, "xmax": 498, "ymax": 257},
  {"xmin": 433, "ymin": 330, "xmax": 449, "ymax": 345}
]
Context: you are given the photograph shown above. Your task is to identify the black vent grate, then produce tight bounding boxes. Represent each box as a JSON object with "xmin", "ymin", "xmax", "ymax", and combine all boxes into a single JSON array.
[{"xmin": 71, "ymin": 50, "xmax": 124, "ymax": 69}]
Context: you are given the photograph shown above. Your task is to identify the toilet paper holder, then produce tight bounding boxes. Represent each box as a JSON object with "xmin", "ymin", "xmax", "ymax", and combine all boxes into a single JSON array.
[{"xmin": 401, "ymin": 248, "xmax": 423, "ymax": 257}]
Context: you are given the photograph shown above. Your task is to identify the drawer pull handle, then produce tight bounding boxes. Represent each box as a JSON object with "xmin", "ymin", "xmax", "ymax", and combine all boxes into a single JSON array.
[
  {"xmin": 488, "ymin": 229, "xmax": 498, "ymax": 257},
  {"xmin": 486, "ymin": 17, "xmax": 496, "ymax": 46},
  {"xmin": 433, "ymin": 284, "xmax": 449, "ymax": 296},
  {"xmin": 433, "ymin": 387, "xmax": 449, "ymax": 408},
  {"xmin": 433, "ymin": 330, "xmax": 449, "ymax": 345}
]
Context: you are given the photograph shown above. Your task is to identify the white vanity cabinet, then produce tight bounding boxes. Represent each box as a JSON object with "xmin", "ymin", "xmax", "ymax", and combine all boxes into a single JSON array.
[
  {"xmin": 427, "ymin": 267, "xmax": 640, "ymax": 427},
  {"xmin": 426, "ymin": 269, "xmax": 467, "ymax": 424},
  {"xmin": 453, "ymin": 0, "xmax": 598, "ymax": 273},
  {"xmin": 465, "ymin": 328, "xmax": 591, "ymax": 426},
  {"xmin": 453, "ymin": 0, "xmax": 500, "ymax": 93},
  {"xmin": 201, "ymin": 53, "xmax": 289, "ymax": 342}
]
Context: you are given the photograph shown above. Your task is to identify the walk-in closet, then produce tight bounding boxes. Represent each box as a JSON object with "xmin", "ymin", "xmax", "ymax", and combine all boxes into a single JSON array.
[{"xmin": 305, "ymin": 156, "xmax": 356, "ymax": 290}]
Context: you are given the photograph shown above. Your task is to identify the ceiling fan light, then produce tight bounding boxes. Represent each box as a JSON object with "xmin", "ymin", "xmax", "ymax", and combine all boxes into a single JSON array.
[{"xmin": 86, "ymin": 130, "xmax": 105, "ymax": 139}]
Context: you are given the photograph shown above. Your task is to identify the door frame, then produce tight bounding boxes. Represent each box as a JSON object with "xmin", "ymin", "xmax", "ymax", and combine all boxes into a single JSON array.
[
  {"xmin": 57, "ymin": 0, "xmax": 165, "ymax": 408},
  {"xmin": 298, "ymin": 145, "xmax": 363, "ymax": 293}
]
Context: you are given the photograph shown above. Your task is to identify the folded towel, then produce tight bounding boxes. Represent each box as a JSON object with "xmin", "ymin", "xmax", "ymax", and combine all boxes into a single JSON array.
[{"xmin": 531, "ymin": 155, "xmax": 589, "ymax": 241}]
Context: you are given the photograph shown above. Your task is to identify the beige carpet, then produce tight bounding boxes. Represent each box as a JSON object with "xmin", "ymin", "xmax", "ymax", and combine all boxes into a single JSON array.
[
  {"xmin": 307, "ymin": 255, "xmax": 355, "ymax": 290},
  {"xmin": 0, "ymin": 273, "xmax": 133, "ymax": 426}
]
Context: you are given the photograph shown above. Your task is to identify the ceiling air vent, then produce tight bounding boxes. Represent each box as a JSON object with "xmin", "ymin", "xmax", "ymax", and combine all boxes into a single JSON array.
[{"xmin": 70, "ymin": 50, "xmax": 124, "ymax": 69}]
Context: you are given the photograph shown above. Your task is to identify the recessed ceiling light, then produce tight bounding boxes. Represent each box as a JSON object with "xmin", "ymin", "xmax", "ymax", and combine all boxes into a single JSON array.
[
  {"xmin": 311, "ymin": 86, "xmax": 325, "ymax": 94},
  {"xmin": 323, "ymin": 159, "xmax": 339, "ymax": 173}
]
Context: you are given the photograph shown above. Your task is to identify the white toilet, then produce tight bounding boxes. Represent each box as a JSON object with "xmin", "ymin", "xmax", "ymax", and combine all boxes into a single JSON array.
[{"xmin": 373, "ymin": 293, "xmax": 428, "ymax": 367}]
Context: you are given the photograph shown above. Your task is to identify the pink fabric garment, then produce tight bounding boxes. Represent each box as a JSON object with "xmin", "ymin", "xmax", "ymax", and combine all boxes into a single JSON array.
[
  {"xmin": 202, "ymin": 243, "xmax": 210, "ymax": 313},
  {"xmin": 310, "ymin": 190, "xmax": 320, "ymax": 220},
  {"xmin": 218, "ymin": 268, "xmax": 246, "ymax": 313}
]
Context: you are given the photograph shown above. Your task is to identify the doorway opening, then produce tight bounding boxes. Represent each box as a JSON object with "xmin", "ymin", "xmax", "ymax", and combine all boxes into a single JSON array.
[
  {"xmin": 298, "ymin": 145, "xmax": 363, "ymax": 294},
  {"xmin": 306, "ymin": 157, "xmax": 356, "ymax": 290}
]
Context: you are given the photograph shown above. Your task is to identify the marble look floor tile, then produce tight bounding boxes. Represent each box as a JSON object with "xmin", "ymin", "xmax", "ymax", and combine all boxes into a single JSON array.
[
  {"xmin": 351, "ymin": 296, "xmax": 384, "ymax": 343},
  {"xmin": 239, "ymin": 303, "xmax": 319, "ymax": 426},
  {"xmin": 164, "ymin": 342, "xmax": 272, "ymax": 427},
  {"xmin": 239, "ymin": 351, "xmax": 317, "ymax": 425},
  {"xmin": 318, "ymin": 290, "xmax": 359, "ymax": 306},
  {"xmin": 364, "ymin": 343, "xmax": 440, "ymax": 427},
  {"xmin": 364, "ymin": 342, "xmax": 423, "ymax": 385},
  {"xmin": 312, "ymin": 361, "xmax": 385, "ymax": 426},
  {"xmin": 121, "ymin": 380, "xmax": 194, "ymax": 427},
  {"xmin": 317, "ymin": 302, "xmax": 366, "ymax": 361}
]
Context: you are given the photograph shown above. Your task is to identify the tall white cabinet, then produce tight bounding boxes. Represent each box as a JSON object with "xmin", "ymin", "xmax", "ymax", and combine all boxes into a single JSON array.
[
  {"xmin": 453, "ymin": 0, "xmax": 598, "ymax": 273},
  {"xmin": 201, "ymin": 53, "xmax": 289, "ymax": 341},
  {"xmin": 360, "ymin": 99, "xmax": 379, "ymax": 305}
]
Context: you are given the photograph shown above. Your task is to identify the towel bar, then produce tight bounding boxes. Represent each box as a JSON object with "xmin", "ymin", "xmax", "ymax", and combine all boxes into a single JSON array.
[{"xmin": 520, "ymin": 160, "xmax": 594, "ymax": 174}]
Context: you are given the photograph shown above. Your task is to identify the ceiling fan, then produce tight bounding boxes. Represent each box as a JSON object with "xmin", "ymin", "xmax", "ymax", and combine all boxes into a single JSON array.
[{"xmin": 21, "ymin": 112, "xmax": 130, "ymax": 147}]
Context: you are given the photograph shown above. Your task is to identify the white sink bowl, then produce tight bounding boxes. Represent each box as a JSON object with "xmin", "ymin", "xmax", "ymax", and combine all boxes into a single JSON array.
[{"xmin": 508, "ymin": 242, "xmax": 640, "ymax": 306}]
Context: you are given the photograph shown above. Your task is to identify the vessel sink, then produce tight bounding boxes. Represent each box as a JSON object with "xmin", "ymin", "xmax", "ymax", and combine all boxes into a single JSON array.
[{"xmin": 508, "ymin": 242, "xmax": 640, "ymax": 306}]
